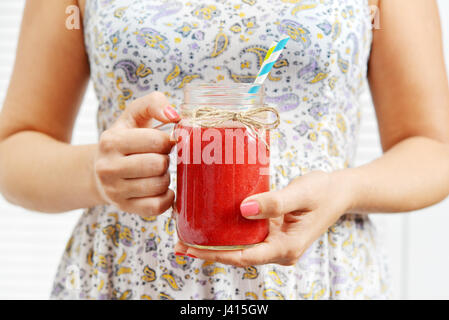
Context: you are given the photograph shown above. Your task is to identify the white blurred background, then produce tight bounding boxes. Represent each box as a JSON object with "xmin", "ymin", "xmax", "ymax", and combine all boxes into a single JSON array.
[{"xmin": 0, "ymin": 0, "xmax": 448, "ymax": 300}]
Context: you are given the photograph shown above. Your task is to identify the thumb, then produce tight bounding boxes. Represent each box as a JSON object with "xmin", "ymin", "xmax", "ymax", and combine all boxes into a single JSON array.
[
  {"xmin": 118, "ymin": 92, "xmax": 180, "ymax": 128},
  {"xmin": 240, "ymin": 183, "xmax": 304, "ymax": 219}
]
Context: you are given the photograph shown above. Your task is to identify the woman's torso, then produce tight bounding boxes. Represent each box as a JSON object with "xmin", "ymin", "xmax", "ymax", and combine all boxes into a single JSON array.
[{"xmin": 51, "ymin": 0, "xmax": 391, "ymax": 300}]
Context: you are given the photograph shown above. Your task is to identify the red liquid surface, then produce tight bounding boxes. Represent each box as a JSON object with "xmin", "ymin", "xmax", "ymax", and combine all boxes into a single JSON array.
[{"xmin": 176, "ymin": 124, "xmax": 269, "ymax": 247}]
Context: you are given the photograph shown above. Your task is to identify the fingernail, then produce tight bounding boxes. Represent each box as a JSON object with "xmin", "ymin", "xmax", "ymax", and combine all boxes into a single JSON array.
[
  {"xmin": 240, "ymin": 200, "xmax": 260, "ymax": 217},
  {"xmin": 163, "ymin": 106, "xmax": 180, "ymax": 121},
  {"xmin": 186, "ymin": 253, "xmax": 197, "ymax": 259},
  {"xmin": 174, "ymin": 251, "xmax": 185, "ymax": 256}
]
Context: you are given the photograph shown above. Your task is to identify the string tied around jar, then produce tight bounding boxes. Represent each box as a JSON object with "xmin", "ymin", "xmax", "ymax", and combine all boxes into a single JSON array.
[{"xmin": 182, "ymin": 105, "xmax": 280, "ymax": 148}]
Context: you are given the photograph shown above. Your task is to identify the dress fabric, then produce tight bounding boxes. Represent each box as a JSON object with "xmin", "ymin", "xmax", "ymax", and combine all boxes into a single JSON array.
[{"xmin": 51, "ymin": 0, "xmax": 391, "ymax": 300}]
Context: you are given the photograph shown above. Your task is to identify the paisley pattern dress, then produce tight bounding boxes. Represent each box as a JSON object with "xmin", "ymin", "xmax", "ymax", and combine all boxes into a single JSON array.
[{"xmin": 51, "ymin": 0, "xmax": 391, "ymax": 300}]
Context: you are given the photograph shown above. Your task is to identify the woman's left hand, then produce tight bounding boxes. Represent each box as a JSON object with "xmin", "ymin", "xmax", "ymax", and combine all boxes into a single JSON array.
[{"xmin": 174, "ymin": 170, "xmax": 354, "ymax": 267}]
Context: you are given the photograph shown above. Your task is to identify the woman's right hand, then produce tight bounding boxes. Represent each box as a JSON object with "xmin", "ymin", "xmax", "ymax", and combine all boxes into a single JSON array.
[{"xmin": 94, "ymin": 92, "xmax": 180, "ymax": 217}]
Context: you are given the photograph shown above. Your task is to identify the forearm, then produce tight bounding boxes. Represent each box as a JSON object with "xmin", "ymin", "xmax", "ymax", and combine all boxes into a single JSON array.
[
  {"xmin": 340, "ymin": 136, "xmax": 449, "ymax": 214},
  {"xmin": 0, "ymin": 131, "xmax": 103, "ymax": 213}
]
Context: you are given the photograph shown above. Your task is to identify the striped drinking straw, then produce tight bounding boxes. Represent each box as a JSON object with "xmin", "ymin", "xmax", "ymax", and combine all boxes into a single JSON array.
[{"xmin": 248, "ymin": 37, "xmax": 290, "ymax": 94}]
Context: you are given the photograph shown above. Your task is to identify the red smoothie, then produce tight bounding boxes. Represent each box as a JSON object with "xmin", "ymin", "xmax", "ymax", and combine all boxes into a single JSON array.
[{"xmin": 175, "ymin": 124, "xmax": 270, "ymax": 248}]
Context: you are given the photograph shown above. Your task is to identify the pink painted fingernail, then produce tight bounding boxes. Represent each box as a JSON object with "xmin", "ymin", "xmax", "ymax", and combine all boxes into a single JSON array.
[
  {"xmin": 163, "ymin": 106, "xmax": 180, "ymax": 121},
  {"xmin": 186, "ymin": 253, "xmax": 197, "ymax": 259},
  {"xmin": 240, "ymin": 200, "xmax": 260, "ymax": 217}
]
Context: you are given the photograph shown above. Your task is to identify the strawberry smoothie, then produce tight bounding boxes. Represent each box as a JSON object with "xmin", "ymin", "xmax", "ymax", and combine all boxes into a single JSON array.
[{"xmin": 175, "ymin": 124, "xmax": 270, "ymax": 249}]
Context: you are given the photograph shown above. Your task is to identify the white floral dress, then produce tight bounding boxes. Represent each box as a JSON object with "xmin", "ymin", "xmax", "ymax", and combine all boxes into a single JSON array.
[{"xmin": 51, "ymin": 0, "xmax": 391, "ymax": 300}]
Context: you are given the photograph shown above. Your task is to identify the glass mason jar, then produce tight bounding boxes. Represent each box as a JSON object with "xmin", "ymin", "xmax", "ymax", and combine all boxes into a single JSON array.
[{"xmin": 174, "ymin": 83, "xmax": 276, "ymax": 250}]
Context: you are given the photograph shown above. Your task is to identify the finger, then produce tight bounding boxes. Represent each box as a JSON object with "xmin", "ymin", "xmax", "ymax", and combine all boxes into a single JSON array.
[
  {"xmin": 183, "ymin": 229, "xmax": 300, "ymax": 267},
  {"xmin": 227, "ymin": 240, "xmax": 281, "ymax": 266},
  {"xmin": 183, "ymin": 241, "xmax": 278, "ymax": 267},
  {"xmin": 236, "ymin": 230, "xmax": 307, "ymax": 266},
  {"xmin": 123, "ymin": 189, "xmax": 175, "ymax": 217},
  {"xmin": 114, "ymin": 128, "xmax": 175, "ymax": 155},
  {"xmin": 121, "ymin": 172, "xmax": 170, "ymax": 198},
  {"xmin": 115, "ymin": 154, "xmax": 170, "ymax": 179},
  {"xmin": 118, "ymin": 92, "xmax": 180, "ymax": 128},
  {"xmin": 174, "ymin": 241, "xmax": 190, "ymax": 255},
  {"xmin": 240, "ymin": 181, "xmax": 309, "ymax": 220},
  {"xmin": 184, "ymin": 247, "xmax": 245, "ymax": 265}
]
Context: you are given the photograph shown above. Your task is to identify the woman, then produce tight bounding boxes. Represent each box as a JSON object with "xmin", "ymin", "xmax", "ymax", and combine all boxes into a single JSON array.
[{"xmin": 0, "ymin": 0, "xmax": 448, "ymax": 300}]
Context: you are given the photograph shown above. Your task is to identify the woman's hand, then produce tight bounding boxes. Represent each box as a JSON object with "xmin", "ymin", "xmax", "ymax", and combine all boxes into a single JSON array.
[
  {"xmin": 94, "ymin": 92, "xmax": 180, "ymax": 217},
  {"xmin": 175, "ymin": 170, "xmax": 354, "ymax": 267}
]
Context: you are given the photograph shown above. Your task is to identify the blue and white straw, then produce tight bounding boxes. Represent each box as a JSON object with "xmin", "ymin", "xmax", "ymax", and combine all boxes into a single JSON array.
[{"xmin": 248, "ymin": 37, "xmax": 290, "ymax": 94}]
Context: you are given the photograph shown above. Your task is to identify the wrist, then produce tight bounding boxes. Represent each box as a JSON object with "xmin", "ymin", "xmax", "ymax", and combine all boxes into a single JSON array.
[
  {"xmin": 329, "ymin": 168, "xmax": 360, "ymax": 214},
  {"xmin": 87, "ymin": 144, "xmax": 108, "ymax": 206}
]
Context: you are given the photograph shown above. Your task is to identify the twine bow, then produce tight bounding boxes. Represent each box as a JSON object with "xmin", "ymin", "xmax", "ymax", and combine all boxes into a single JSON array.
[
  {"xmin": 182, "ymin": 106, "xmax": 280, "ymax": 147},
  {"xmin": 184, "ymin": 105, "xmax": 279, "ymax": 130}
]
